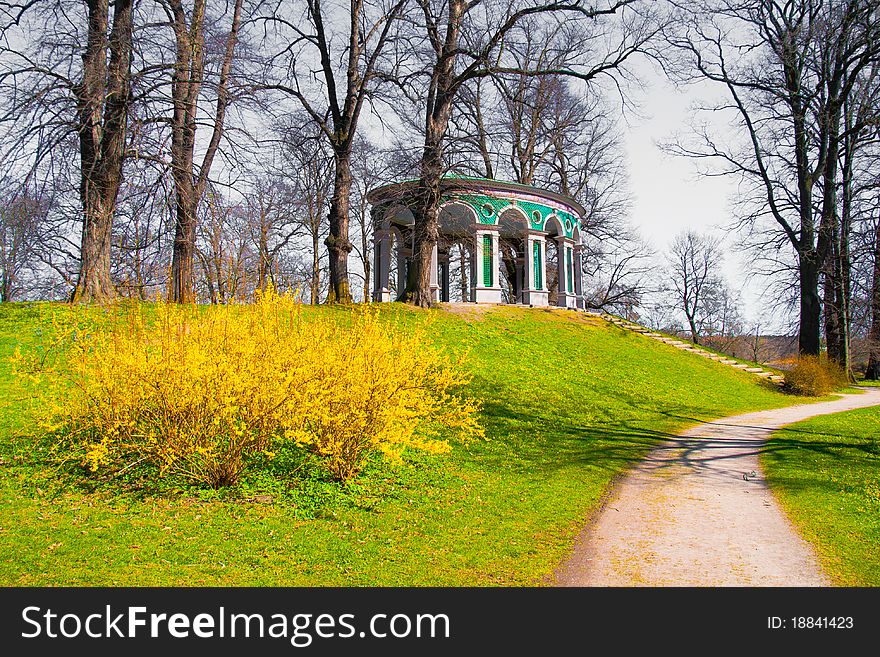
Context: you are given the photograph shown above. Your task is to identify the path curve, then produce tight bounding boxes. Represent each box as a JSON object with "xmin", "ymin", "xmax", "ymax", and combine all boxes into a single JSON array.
[{"xmin": 554, "ymin": 387, "xmax": 880, "ymax": 586}]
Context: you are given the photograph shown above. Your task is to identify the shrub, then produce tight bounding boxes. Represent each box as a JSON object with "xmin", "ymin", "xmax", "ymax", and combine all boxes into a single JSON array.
[
  {"xmin": 293, "ymin": 307, "xmax": 483, "ymax": 482},
  {"xmin": 783, "ymin": 355, "xmax": 848, "ymax": 396},
  {"xmin": 14, "ymin": 289, "xmax": 482, "ymax": 487}
]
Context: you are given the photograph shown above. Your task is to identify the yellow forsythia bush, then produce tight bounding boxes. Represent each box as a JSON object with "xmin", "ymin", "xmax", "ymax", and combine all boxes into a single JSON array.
[
  {"xmin": 14, "ymin": 288, "xmax": 482, "ymax": 486},
  {"xmin": 783, "ymin": 355, "xmax": 848, "ymax": 396}
]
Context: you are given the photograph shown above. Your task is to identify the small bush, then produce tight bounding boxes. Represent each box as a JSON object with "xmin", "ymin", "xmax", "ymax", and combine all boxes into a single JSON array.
[
  {"xmin": 14, "ymin": 288, "xmax": 482, "ymax": 487},
  {"xmin": 784, "ymin": 355, "xmax": 848, "ymax": 396}
]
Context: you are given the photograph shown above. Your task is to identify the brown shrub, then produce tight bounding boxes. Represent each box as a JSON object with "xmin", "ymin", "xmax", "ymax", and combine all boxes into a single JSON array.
[{"xmin": 783, "ymin": 355, "xmax": 848, "ymax": 396}]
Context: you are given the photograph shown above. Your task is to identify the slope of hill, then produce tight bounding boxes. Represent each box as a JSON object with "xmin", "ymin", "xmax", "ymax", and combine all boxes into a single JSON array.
[{"xmin": 0, "ymin": 302, "xmax": 801, "ymax": 585}]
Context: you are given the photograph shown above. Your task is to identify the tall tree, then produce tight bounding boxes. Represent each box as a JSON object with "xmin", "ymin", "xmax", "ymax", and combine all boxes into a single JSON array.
[
  {"xmin": 0, "ymin": 186, "xmax": 45, "ymax": 301},
  {"xmin": 867, "ymin": 212, "xmax": 880, "ymax": 377},
  {"xmin": 275, "ymin": 124, "xmax": 334, "ymax": 304},
  {"xmin": 402, "ymin": 0, "xmax": 657, "ymax": 306},
  {"xmin": 243, "ymin": 173, "xmax": 299, "ymax": 293},
  {"xmin": 70, "ymin": 0, "xmax": 136, "ymax": 302},
  {"xmin": 195, "ymin": 187, "xmax": 250, "ymax": 303},
  {"xmin": 1, "ymin": 1, "xmax": 136, "ymax": 302},
  {"xmin": 165, "ymin": 0, "xmax": 245, "ymax": 303},
  {"xmin": 815, "ymin": 2, "xmax": 880, "ymax": 371},
  {"xmin": 259, "ymin": 0, "xmax": 406, "ymax": 303},
  {"xmin": 666, "ymin": 0, "xmax": 880, "ymax": 356}
]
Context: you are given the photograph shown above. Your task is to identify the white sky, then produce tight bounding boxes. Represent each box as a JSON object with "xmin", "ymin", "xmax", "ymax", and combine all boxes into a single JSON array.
[{"xmin": 620, "ymin": 71, "xmax": 785, "ymax": 332}]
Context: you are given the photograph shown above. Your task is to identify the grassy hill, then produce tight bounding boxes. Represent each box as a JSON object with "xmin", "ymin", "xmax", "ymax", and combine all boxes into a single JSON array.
[{"xmin": 0, "ymin": 302, "xmax": 799, "ymax": 586}]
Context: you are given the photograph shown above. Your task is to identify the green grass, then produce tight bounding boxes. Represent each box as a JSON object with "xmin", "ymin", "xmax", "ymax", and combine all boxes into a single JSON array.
[
  {"xmin": 0, "ymin": 301, "xmax": 802, "ymax": 586},
  {"xmin": 762, "ymin": 405, "xmax": 880, "ymax": 585}
]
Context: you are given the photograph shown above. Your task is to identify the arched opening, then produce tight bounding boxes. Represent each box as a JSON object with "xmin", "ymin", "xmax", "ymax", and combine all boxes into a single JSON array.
[
  {"xmin": 544, "ymin": 215, "xmax": 564, "ymax": 305},
  {"xmin": 497, "ymin": 207, "xmax": 530, "ymax": 304},
  {"xmin": 442, "ymin": 239, "xmax": 471, "ymax": 302},
  {"xmin": 388, "ymin": 226, "xmax": 406, "ymax": 301},
  {"xmin": 438, "ymin": 202, "xmax": 479, "ymax": 302}
]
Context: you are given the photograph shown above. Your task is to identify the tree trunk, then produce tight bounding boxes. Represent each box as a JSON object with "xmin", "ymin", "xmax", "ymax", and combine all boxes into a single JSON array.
[
  {"xmin": 823, "ymin": 247, "xmax": 843, "ymax": 363},
  {"xmin": 171, "ymin": 190, "xmax": 197, "ymax": 303},
  {"xmin": 686, "ymin": 313, "xmax": 700, "ymax": 345},
  {"xmin": 72, "ymin": 199, "xmax": 115, "ymax": 302},
  {"xmin": 799, "ymin": 252, "xmax": 822, "ymax": 356},
  {"xmin": 408, "ymin": 131, "xmax": 444, "ymax": 307},
  {"xmin": 167, "ymin": 0, "xmax": 242, "ymax": 303},
  {"xmin": 409, "ymin": 95, "xmax": 458, "ymax": 307},
  {"xmin": 837, "ymin": 111, "xmax": 857, "ymax": 378},
  {"xmin": 71, "ymin": 0, "xmax": 134, "ymax": 303},
  {"xmin": 406, "ymin": 0, "xmax": 464, "ymax": 308},
  {"xmin": 865, "ymin": 217, "xmax": 880, "ymax": 379},
  {"xmin": 311, "ymin": 231, "xmax": 321, "ymax": 305},
  {"xmin": 168, "ymin": 0, "xmax": 204, "ymax": 303},
  {"xmin": 820, "ymin": 97, "xmax": 848, "ymax": 367},
  {"xmin": 258, "ymin": 219, "xmax": 270, "ymax": 291},
  {"xmin": 409, "ymin": 195, "xmax": 440, "ymax": 307},
  {"xmin": 361, "ymin": 217, "xmax": 371, "ymax": 303},
  {"xmin": 325, "ymin": 149, "xmax": 353, "ymax": 303}
]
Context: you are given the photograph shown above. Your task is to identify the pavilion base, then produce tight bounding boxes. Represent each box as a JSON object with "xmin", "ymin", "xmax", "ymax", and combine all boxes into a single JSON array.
[
  {"xmin": 522, "ymin": 290, "xmax": 549, "ymax": 306},
  {"xmin": 373, "ymin": 288, "xmax": 393, "ymax": 302},
  {"xmin": 474, "ymin": 287, "xmax": 503, "ymax": 304},
  {"xmin": 556, "ymin": 292, "xmax": 577, "ymax": 309}
]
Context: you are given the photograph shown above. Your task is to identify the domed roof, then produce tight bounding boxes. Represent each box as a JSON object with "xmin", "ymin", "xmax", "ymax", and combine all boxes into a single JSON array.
[{"xmin": 367, "ymin": 175, "xmax": 586, "ymax": 220}]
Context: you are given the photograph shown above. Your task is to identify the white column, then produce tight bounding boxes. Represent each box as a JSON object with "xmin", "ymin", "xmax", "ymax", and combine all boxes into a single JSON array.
[
  {"xmin": 574, "ymin": 243, "xmax": 585, "ymax": 310},
  {"xmin": 556, "ymin": 237, "xmax": 576, "ymax": 308},
  {"xmin": 474, "ymin": 227, "xmax": 502, "ymax": 304},
  {"xmin": 523, "ymin": 234, "xmax": 548, "ymax": 306},
  {"xmin": 430, "ymin": 242, "xmax": 440, "ymax": 302},
  {"xmin": 469, "ymin": 242, "xmax": 476, "ymax": 302},
  {"xmin": 492, "ymin": 232, "xmax": 500, "ymax": 289}
]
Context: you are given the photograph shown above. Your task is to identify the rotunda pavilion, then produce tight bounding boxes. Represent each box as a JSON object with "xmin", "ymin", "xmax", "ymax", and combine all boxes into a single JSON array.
[{"xmin": 368, "ymin": 176, "xmax": 585, "ymax": 308}]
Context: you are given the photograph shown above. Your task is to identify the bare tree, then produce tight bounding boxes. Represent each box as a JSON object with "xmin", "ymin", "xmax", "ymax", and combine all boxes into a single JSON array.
[
  {"xmin": 666, "ymin": 230, "xmax": 725, "ymax": 344},
  {"xmin": 257, "ymin": 0, "xmax": 407, "ymax": 303},
  {"xmin": 350, "ymin": 136, "xmax": 392, "ymax": 302},
  {"xmin": 273, "ymin": 124, "xmax": 334, "ymax": 304},
  {"xmin": 401, "ymin": 0, "xmax": 660, "ymax": 306},
  {"xmin": 112, "ymin": 176, "xmax": 174, "ymax": 300},
  {"xmin": 583, "ymin": 224, "xmax": 654, "ymax": 314},
  {"xmin": 1, "ymin": 1, "xmax": 136, "ymax": 302},
  {"xmin": 828, "ymin": 61, "xmax": 880, "ymax": 376},
  {"xmin": 665, "ymin": 0, "xmax": 880, "ymax": 356},
  {"xmin": 161, "ymin": 0, "xmax": 245, "ymax": 302},
  {"xmin": 0, "ymin": 185, "xmax": 46, "ymax": 301},
  {"xmin": 243, "ymin": 172, "xmax": 299, "ymax": 293},
  {"xmin": 74, "ymin": 0, "xmax": 137, "ymax": 302},
  {"xmin": 866, "ymin": 210, "xmax": 880, "ymax": 377}
]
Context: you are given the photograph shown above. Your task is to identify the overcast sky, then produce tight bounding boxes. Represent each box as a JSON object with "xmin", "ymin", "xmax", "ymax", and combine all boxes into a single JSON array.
[{"xmin": 620, "ymin": 69, "xmax": 786, "ymax": 332}]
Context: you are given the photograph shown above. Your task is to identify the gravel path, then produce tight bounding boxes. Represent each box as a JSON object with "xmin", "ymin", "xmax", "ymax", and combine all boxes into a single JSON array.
[{"xmin": 554, "ymin": 387, "xmax": 880, "ymax": 587}]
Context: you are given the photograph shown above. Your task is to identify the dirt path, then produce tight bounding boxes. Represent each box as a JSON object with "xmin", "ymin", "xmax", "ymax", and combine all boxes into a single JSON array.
[{"xmin": 554, "ymin": 387, "xmax": 880, "ymax": 587}]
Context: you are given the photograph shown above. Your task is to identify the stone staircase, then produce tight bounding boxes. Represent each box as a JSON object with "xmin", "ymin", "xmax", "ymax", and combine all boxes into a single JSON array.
[{"xmin": 600, "ymin": 314, "xmax": 786, "ymax": 386}]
